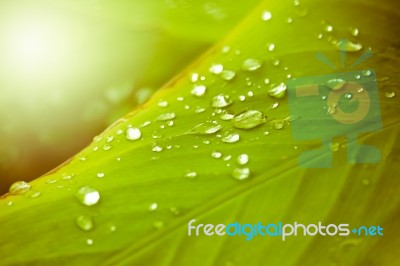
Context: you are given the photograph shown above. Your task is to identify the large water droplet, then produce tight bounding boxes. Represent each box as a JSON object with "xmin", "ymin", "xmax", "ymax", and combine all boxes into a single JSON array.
[
  {"xmin": 268, "ymin": 83, "xmax": 287, "ymax": 99},
  {"xmin": 232, "ymin": 168, "xmax": 251, "ymax": 180},
  {"xmin": 211, "ymin": 94, "xmax": 233, "ymax": 108},
  {"xmin": 9, "ymin": 181, "xmax": 31, "ymax": 195},
  {"xmin": 237, "ymin": 154, "xmax": 249, "ymax": 165},
  {"xmin": 222, "ymin": 129, "xmax": 240, "ymax": 143},
  {"xmin": 75, "ymin": 186, "xmax": 100, "ymax": 206},
  {"xmin": 76, "ymin": 215, "xmax": 94, "ymax": 231},
  {"xmin": 186, "ymin": 121, "xmax": 223, "ymax": 135},
  {"xmin": 191, "ymin": 85, "xmax": 207, "ymax": 97},
  {"xmin": 242, "ymin": 58, "xmax": 262, "ymax": 71},
  {"xmin": 156, "ymin": 112, "xmax": 176, "ymax": 121},
  {"xmin": 126, "ymin": 127, "xmax": 142, "ymax": 141},
  {"xmin": 232, "ymin": 110, "xmax": 266, "ymax": 129}
]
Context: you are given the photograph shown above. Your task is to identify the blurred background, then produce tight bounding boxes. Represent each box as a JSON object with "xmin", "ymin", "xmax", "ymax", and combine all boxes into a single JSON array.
[{"xmin": 0, "ymin": 0, "xmax": 259, "ymax": 194}]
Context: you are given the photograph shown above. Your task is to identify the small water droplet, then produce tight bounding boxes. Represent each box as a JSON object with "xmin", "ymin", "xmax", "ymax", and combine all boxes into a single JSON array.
[
  {"xmin": 86, "ymin": 239, "xmax": 94, "ymax": 245},
  {"xmin": 212, "ymin": 151, "xmax": 223, "ymax": 159},
  {"xmin": 344, "ymin": 93, "xmax": 353, "ymax": 99},
  {"xmin": 103, "ymin": 144, "xmax": 112, "ymax": 151},
  {"xmin": 106, "ymin": 136, "xmax": 114, "ymax": 143},
  {"xmin": 268, "ymin": 83, "xmax": 287, "ymax": 99},
  {"xmin": 126, "ymin": 127, "xmax": 142, "ymax": 141},
  {"xmin": 324, "ymin": 24, "xmax": 333, "ymax": 32},
  {"xmin": 270, "ymin": 120, "xmax": 284, "ymax": 130},
  {"xmin": 9, "ymin": 181, "xmax": 31, "ymax": 195},
  {"xmin": 222, "ymin": 129, "xmax": 240, "ymax": 143},
  {"xmin": 45, "ymin": 178, "xmax": 57, "ymax": 184},
  {"xmin": 186, "ymin": 121, "xmax": 223, "ymax": 135},
  {"xmin": 29, "ymin": 190, "xmax": 41, "ymax": 198},
  {"xmin": 149, "ymin": 202, "xmax": 158, "ymax": 211},
  {"xmin": 326, "ymin": 79, "xmax": 346, "ymax": 91},
  {"xmin": 93, "ymin": 135, "xmax": 102, "ymax": 142},
  {"xmin": 264, "ymin": 78, "xmax": 270, "ymax": 84},
  {"xmin": 156, "ymin": 112, "xmax": 176, "ymax": 121},
  {"xmin": 80, "ymin": 157, "xmax": 87, "ymax": 162},
  {"xmin": 242, "ymin": 58, "xmax": 262, "ymax": 71},
  {"xmin": 76, "ymin": 215, "xmax": 94, "ymax": 231},
  {"xmin": 349, "ymin": 27, "xmax": 359, "ymax": 36},
  {"xmin": 220, "ymin": 112, "xmax": 235, "ymax": 121},
  {"xmin": 211, "ymin": 94, "xmax": 233, "ymax": 108},
  {"xmin": 152, "ymin": 143, "xmax": 163, "ymax": 152},
  {"xmin": 232, "ymin": 167, "xmax": 251, "ymax": 180},
  {"xmin": 191, "ymin": 73, "xmax": 199, "ymax": 83},
  {"xmin": 270, "ymin": 102, "xmax": 279, "ymax": 109},
  {"xmin": 237, "ymin": 154, "xmax": 249, "ymax": 165},
  {"xmin": 185, "ymin": 171, "xmax": 198, "ymax": 179},
  {"xmin": 6, "ymin": 201, "xmax": 13, "ymax": 206},
  {"xmin": 158, "ymin": 100, "xmax": 168, "ymax": 107},
  {"xmin": 336, "ymin": 40, "xmax": 362, "ymax": 52},
  {"xmin": 261, "ymin": 10, "xmax": 272, "ymax": 21},
  {"xmin": 223, "ymin": 155, "xmax": 232, "ymax": 161},
  {"xmin": 97, "ymin": 172, "xmax": 105, "ymax": 178},
  {"xmin": 222, "ymin": 46, "xmax": 230, "ymax": 53},
  {"xmin": 110, "ymin": 225, "xmax": 117, "ymax": 232},
  {"xmin": 238, "ymin": 95, "xmax": 246, "ymax": 102},
  {"xmin": 327, "ymin": 104, "xmax": 337, "ymax": 115},
  {"xmin": 267, "ymin": 43, "xmax": 275, "ymax": 51},
  {"xmin": 232, "ymin": 110, "xmax": 266, "ymax": 129},
  {"xmin": 287, "ymin": 17, "xmax": 293, "ymax": 23},
  {"xmin": 385, "ymin": 91, "xmax": 396, "ymax": 98},
  {"xmin": 191, "ymin": 85, "xmax": 207, "ymax": 97},
  {"xmin": 220, "ymin": 70, "xmax": 236, "ymax": 81},
  {"xmin": 247, "ymin": 91, "xmax": 254, "ymax": 97},
  {"xmin": 177, "ymin": 96, "xmax": 184, "ymax": 101},
  {"xmin": 362, "ymin": 70, "xmax": 371, "ymax": 76},
  {"xmin": 75, "ymin": 186, "xmax": 100, "ymax": 206},
  {"xmin": 209, "ymin": 64, "xmax": 224, "ymax": 74}
]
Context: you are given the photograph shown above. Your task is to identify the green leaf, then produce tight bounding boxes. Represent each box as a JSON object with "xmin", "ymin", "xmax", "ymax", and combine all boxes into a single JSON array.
[{"xmin": 1, "ymin": 0, "xmax": 399, "ymax": 265}]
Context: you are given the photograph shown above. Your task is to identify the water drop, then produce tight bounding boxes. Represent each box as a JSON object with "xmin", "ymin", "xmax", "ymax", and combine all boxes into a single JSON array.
[
  {"xmin": 270, "ymin": 102, "xmax": 279, "ymax": 109},
  {"xmin": 385, "ymin": 91, "xmax": 396, "ymax": 99},
  {"xmin": 190, "ymin": 73, "xmax": 199, "ymax": 83},
  {"xmin": 326, "ymin": 79, "xmax": 346, "ymax": 91},
  {"xmin": 194, "ymin": 106, "xmax": 206, "ymax": 113},
  {"xmin": 264, "ymin": 78, "xmax": 270, "ymax": 84},
  {"xmin": 212, "ymin": 151, "xmax": 223, "ymax": 159},
  {"xmin": 152, "ymin": 144, "xmax": 163, "ymax": 152},
  {"xmin": 86, "ymin": 239, "xmax": 94, "ymax": 245},
  {"xmin": 186, "ymin": 121, "xmax": 223, "ymax": 135},
  {"xmin": 149, "ymin": 203, "xmax": 158, "ymax": 211},
  {"xmin": 326, "ymin": 104, "xmax": 337, "ymax": 115},
  {"xmin": 97, "ymin": 172, "xmax": 105, "ymax": 178},
  {"xmin": 237, "ymin": 154, "xmax": 249, "ymax": 165},
  {"xmin": 156, "ymin": 112, "xmax": 176, "ymax": 121},
  {"xmin": 362, "ymin": 70, "xmax": 371, "ymax": 76},
  {"xmin": 167, "ymin": 121, "xmax": 174, "ymax": 127},
  {"xmin": 9, "ymin": 181, "xmax": 31, "ymax": 195},
  {"xmin": 220, "ymin": 112, "xmax": 235, "ymax": 121},
  {"xmin": 247, "ymin": 91, "xmax": 254, "ymax": 97},
  {"xmin": 191, "ymin": 85, "xmax": 207, "ymax": 97},
  {"xmin": 344, "ymin": 93, "xmax": 353, "ymax": 99},
  {"xmin": 222, "ymin": 46, "xmax": 230, "ymax": 53},
  {"xmin": 29, "ymin": 190, "xmax": 41, "ymax": 199},
  {"xmin": 169, "ymin": 206, "xmax": 182, "ymax": 216},
  {"xmin": 46, "ymin": 178, "xmax": 57, "ymax": 184},
  {"xmin": 324, "ymin": 24, "xmax": 333, "ymax": 32},
  {"xmin": 185, "ymin": 171, "xmax": 198, "ymax": 179},
  {"xmin": 287, "ymin": 17, "xmax": 293, "ymax": 23},
  {"xmin": 261, "ymin": 10, "xmax": 272, "ymax": 21},
  {"xmin": 158, "ymin": 100, "xmax": 168, "ymax": 107},
  {"xmin": 76, "ymin": 215, "xmax": 94, "ymax": 231},
  {"xmin": 232, "ymin": 167, "xmax": 251, "ymax": 180},
  {"xmin": 209, "ymin": 64, "xmax": 224, "ymax": 74},
  {"xmin": 349, "ymin": 27, "xmax": 359, "ymax": 36},
  {"xmin": 103, "ymin": 144, "xmax": 112, "ymax": 151},
  {"xmin": 238, "ymin": 95, "xmax": 246, "ymax": 101},
  {"xmin": 126, "ymin": 127, "xmax": 142, "ymax": 141},
  {"xmin": 232, "ymin": 110, "xmax": 266, "ymax": 129},
  {"xmin": 268, "ymin": 83, "xmax": 287, "ymax": 99},
  {"xmin": 336, "ymin": 40, "xmax": 362, "ymax": 52},
  {"xmin": 93, "ymin": 135, "xmax": 102, "ymax": 142},
  {"xmin": 110, "ymin": 225, "xmax": 117, "ymax": 232},
  {"xmin": 106, "ymin": 136, "xmax": 114, "ymax": 143},
  {"xmin": 267, "ymin": 43, "xmax": 275, "ymax": 51},
  {"xmin": 242, "ymin": 58, "xmax": 262, "ymax": 71},
  {"xmin": 222, "ymin": 129, "xmax": 240, "ymax": 143},
  {"xmin": 75, "ymin": 186, "xmax": 100, "ymax": 206},
  {"xmin": 211, "ymin": 94, "xmax": 233, "ymax": 108},
  {"xmin": 270, "ymin": 120, "xmax": 284, "ymax": 130},
  {"xmin": 220, "ymin": 70, "xmax": 236, "ymax": 81}
]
